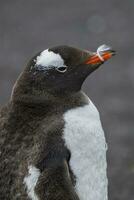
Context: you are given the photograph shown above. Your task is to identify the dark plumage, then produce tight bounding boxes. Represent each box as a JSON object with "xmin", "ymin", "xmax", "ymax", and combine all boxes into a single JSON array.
[{"xmin": 0, "ymin": 45, "xmax": 115, "ymax": 200}]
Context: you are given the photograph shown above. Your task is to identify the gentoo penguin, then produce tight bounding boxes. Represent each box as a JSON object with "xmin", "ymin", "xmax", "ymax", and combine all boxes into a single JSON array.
[{"xmin": 0, "ymin": 44, "xmax": 115, "ymax": 200}]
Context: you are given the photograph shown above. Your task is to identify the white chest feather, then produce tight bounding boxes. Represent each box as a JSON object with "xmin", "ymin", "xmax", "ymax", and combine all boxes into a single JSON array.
[
  {"xmin": 63, "ymin": 99, "xmax": 108, "ymax": 200},
  {"xmin": 24, "ymin": 165, "xmax": 40, "ymax": 200}
]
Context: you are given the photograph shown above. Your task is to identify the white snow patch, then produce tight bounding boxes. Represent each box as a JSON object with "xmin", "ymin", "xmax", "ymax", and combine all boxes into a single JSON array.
[
  {"xmin": 24, "ymin": 165, "xmax": 40, "ymax": 200},
  {"xmin": 36, "ymin": 49, "xmax": 64, "ymax": 69},
  {"xmin": 63, "ymin": 98, "xmax": 108, "ymax": 200}
]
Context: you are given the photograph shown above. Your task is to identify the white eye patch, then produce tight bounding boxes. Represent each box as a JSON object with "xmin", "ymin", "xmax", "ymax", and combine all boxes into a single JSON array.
[{"xmin": 35, "ymin": 49, "xmax": 64, "ymax": 70}]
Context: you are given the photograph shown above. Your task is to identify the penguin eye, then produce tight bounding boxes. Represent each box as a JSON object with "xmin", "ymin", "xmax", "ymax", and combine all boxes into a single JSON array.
[{"xmin": 56, "ymin": 66, "xmax": 67, "ymax": 73}]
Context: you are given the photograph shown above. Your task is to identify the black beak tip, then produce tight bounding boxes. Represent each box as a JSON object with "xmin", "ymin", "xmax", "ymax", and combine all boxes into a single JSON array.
[{"xmin": 111, "ymin": 50, "xmax": 116, "ymax": 56}]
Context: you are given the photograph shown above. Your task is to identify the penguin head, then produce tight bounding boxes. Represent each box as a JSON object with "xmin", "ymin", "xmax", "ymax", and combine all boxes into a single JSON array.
[{"xmin": 12, "ymin": 45, "xmax": 115, "ymax": 102}]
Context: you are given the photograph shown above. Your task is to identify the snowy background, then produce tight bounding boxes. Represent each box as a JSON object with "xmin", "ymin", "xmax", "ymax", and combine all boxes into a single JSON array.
[{"xmin": 0, "ymin": 0, "xmax": 134, "ymax": 199}]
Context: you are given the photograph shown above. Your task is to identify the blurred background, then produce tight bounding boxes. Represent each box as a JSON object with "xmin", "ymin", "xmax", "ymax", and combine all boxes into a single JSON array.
[{"xmin": 0, "ymin": 0, "xmax": 134, "ymax": 199}]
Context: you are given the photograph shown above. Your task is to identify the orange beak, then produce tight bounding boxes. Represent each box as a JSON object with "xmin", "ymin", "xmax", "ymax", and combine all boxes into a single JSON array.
[{"xmin": 85, "ymin": 45, "xmax": 116, "ymax": 65}]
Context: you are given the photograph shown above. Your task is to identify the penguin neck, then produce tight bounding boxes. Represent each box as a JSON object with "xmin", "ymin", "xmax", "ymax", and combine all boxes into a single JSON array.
[
  {"xmin": 11, "ymin": 85, "xmax": 89, "ymax": 115},
  {"xmin": 10, "ymin": 71, "xmax": 89, "ymax": 114}
]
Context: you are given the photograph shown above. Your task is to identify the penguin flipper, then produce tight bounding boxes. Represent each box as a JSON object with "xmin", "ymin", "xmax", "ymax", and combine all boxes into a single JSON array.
[{"xmin": 36, "ymin": 159, "xmax": 80, "ymax": 200}]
